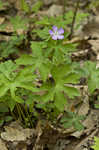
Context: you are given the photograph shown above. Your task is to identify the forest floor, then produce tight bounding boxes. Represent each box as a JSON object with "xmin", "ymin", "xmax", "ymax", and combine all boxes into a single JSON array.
[{"xmin": 0, "ymin": 0, "xmax": 99, "ymax": 150}]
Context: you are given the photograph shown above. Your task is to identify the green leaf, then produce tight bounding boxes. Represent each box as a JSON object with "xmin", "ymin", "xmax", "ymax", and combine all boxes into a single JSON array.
[
  {"xmin": 0, "ymin": 119, "xmax": 4, "ymax": 126},
  {"xmin": 63, "ymin": 86, "xmax": 80, "ymax": 98},
  {"xmin": 61, "ymin": 43, "xmax": 77, "ymax": 53},
  {"xmin": 91, "ymin": 137, "xmax": 99, "ymax": 150},
  {"xmin": 38, "ymin": 63, "xmax": 81, "ymax": 112},
  {"xmin": 10, "ymin": 16, "xmax": 28, "ymax": 31},
  {"xmin": 63, "ymin": 121, "xmax": 73, "ymax": 128},
  {"xmin": 39, "ymin": 81, "xmax": 55, "ymax": 102},
  {"xmin": 60, "ymin": 112, "xmax": 85, "ymax": 130},
  {"xmin": 64, "ymin": 72, "xmax": 81, "ymax": 84},
  {"xmin": 15, "ymin": 66, "xmax": 36, "ymax": 82},
  {"xmin": 36, "ymin": 16, "xmax": 50, "ymax": 25},
  {"xmin": 0, "ymin": 35, "xmax": 24, "ymax": 58},
  {"xmin": 31, "ymin": 41, "xmax": 43, "ymax": 57},
  {"xmin": 0, "ymin": 103, "xmax": 9, "ymax": 112},
  {"xmin": 33, "ymin": 27, "xmax": 50, "ymax": 40},
  {"xmin": 60, "ymin": 117, "xmax": 71, "ymax": 123},
  {"xmin": 0, "ymin": 0, "xmax": 8, "ymax": 10},
  {"xmin": 31, "ymin": 0, "xmax": 43, "ymax": 13},
  {"xmin": 94, "ymin": 104, "xmax": 99, "ymax": 109},
  {"xmin": 5, "ymin": 116, "xmax": 13, "ymax": 122},
  {"xmin": 13, "ymin": 96, "xmax": 24, "ymax": 103},
  {"xmin": 6, "ymin": 99, "xmax": 16, "ymax": 111},
  {"xmin": 39, "ymin": 62, "xmax": 51, "ymax": 81},
  {"xmin": 16, "ymin": 54, "xmax": 34, "ymax": 65},
  {"xmin": 51, "ymin": 64, "xmax": 72, "ymax": 82},
  {"xmin": 74, "ymin": 121, "xmax": 84, "ymax": 131},
  {"xmin": 55, "ymin": 91, "xmax": 67, "ymax": 111},
  {"xmin": 88, "ymin": 77, "xmax": 97, "ymax": 93},
  {"xmin": 0, "ymin": 61, "xmax": 38, "ymax": 106},
  {"xmin": 0, "ymin": 85, "xmax": 9, "ymax": 97},
  {"xmin": 31, "ymin": 41, "xmax": 51, "ymax": 81},
  {"xmin": 52, "ymin": 48, "xmax": 65, "ymax": 65},
  {"xmin": 21, "ymin": 0, "xmax": 29, "ymax": 12},
  {"xmin": 0, "ymin": 60, "xmax": 17, "ymax": 80},
  {"xmin": 84, "ymin": 61, "xmax": 99, "ymax": 93}
]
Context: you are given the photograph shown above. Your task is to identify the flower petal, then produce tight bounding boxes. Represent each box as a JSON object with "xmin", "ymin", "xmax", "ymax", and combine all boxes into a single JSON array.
[
  {"xmin": 52, "ymin": 35, "xmax": 58, "ymax": 40},
  {"xmin": 58, "ymin": 28, "xmax": 64, "ymax": 34},
  {"xmin": 53, "ymin": 26, "xmax": 58, "ymax": 32},
  {"xmin": 57, "ymin": 35, "xmax": 64, "ymax": 40},
  {"xmin": 49, "ymin": 30, "xmax": 53, "ymax": 35}
]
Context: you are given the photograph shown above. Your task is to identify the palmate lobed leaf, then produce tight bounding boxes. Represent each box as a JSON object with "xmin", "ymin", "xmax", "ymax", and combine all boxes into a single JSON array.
[
  {"xmin": 36, "ymin": 15, "xmax": 67, "ymax": 28},
  {"xmin": 37, "ymin": 81, "xmax": 55, "ymax": 103},
  {"xmin": 0, "ymin": 60, "xmax": 18, "ymax": 80},
  {"xmin": 63, "ymin": 86, "xmax": 80, "ymax": 98},
  {"xmin": 0, "ymin": 60, "xmax": 38, "ymax": 104},
  {"xmin": 31, "ymin": 41, "xmax": 43, "ymax": 57},
  {"xmin": 31, "ymin": 0, "xmax": 43, "ymax": 13},
  {"xmin": 37, "ymin": 84, "xmax": 67, "ymax": 111},
  {"xmin": 51, "ymin": 63, "xmax": 81, "ymax": 86},
  {"xmin": 21, "ymin": 0, "xmax": 30, "ymax": 12},
  {"xmin": 0, "ymin": 41, "xmax": 18, "ymax": 58},
  {"xmin": 51, "ymin": 64, "xmax": 72, "ymax": 82},
  {"xmin": 31, "ymin": 41, "xmax": 52, "ymax": 81},
  {"xmin": 44, "ymin": 42, "xmax": 77, "ymax": 62},
  {"xmin": 0, "ymin": 95, "xmax": 16, "ymax": 111},
  {"xmin": 38, "ymin": 62, "xmax": 52, "ymax": 81},
  {"xmin": 33, "ymin": 27, "xmax": 50, "ymax": 40},
  {"xmin": 0, "ymin": 35, "xmax": 24, "ymax": 58},
  {"xmin": 0, "ymin": 85, "xmax": 9, "ymax": 97},
  {"xmin": 16, "ymin": 54, "xmax": 51, "ymax": 81},
  {"xmin": 84, "ymin": 61, "xmax": 99, "ymax": 93},
  {"xmin": 16, "ymin": 54, "xmax": 34, "ymax": 65},
  {"xmin": 73, "ymin": 121, "xmax": 84, "ymax": 131},
  {"xmin": 59, "ymin": 43, "xmax": 77, "ymax": 53},
  {"xmin": 54, "ymin": 91, "xmax": 67, "ymax": 111},
  {"xmin": 10, "ymin": 15, "xmax": 28, "ymax": 31},
  {"xmin": 64, "ymin": 72, "xmax": 81, "ymax": 84},
  {"xmin": 37, "ymin": 63, "xmax": 80, "ymax": 111},
  {"xmin": 31, "ymin": 41, "xmax": 47, "ymax": 57},
  {"xmin": 60, "ymin": 112, "xmax": 85, "ymax": 130}
]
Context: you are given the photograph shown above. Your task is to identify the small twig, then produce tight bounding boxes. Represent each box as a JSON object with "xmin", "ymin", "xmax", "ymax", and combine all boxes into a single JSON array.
[
  {"xmin": 63, "ymin": 0, "xmax": 67, "ymax": 17},
  {"xmin": 69, "ymin": 0, "xmax": 80, "ymax": 40},
  {"xmin": 74, "ymin": 128, "xmax": 99, "ymax": 150}
]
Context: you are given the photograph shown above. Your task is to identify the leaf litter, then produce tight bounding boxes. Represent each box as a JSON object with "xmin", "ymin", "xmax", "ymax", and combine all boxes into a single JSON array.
[{"xmin": 0, "ymin": 0, "xmax": 99, "ymax": 150}]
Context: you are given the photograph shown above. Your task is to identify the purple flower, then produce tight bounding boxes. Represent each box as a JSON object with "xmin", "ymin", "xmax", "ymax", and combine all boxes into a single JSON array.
[{"xmin": 49, "ymin": 26, "xmax": 64, "ymax": 40}]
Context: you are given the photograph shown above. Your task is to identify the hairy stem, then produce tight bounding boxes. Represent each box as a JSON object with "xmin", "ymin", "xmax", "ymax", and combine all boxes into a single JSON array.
[
  {"xmin": 16, "ymin": 103, "xmax": 22, "ymax": 121},
  {"xmin": 25, "ymin": 104, "xmax": 33, "ymax": 127}
]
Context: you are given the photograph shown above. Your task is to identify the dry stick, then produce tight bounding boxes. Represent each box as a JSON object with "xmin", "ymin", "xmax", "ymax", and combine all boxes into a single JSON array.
[
  {"xmin": 74, "ymin": 128, "xmax": 99, "ymax": 150},
  {"xmin": 63, "ymin": 0, "xmax": 67, "ymax": 17},
  {"xmin": 69, "ymin": 0, "xmax": 80, "ymax": 40}
]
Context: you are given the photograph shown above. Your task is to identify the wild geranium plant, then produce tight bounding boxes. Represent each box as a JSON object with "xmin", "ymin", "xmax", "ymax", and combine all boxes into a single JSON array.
[
  {"xmin": 0, "ymin": 0, "xmax": 89, "ymax": 129},
  {"xmin": 15, "ymin": 23, "xmax": 83, "ymax": 129},
  {"xmin": 0, "ymin": 24, "xmax": 83, "ymax": 129}
]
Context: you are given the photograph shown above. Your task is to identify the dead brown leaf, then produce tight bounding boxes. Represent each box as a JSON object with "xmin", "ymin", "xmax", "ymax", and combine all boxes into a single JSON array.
[
  {"xmin": 0, "ymin": 139, "xmax": 8, "ymax": 150},
  {"xmin": 1, "ymin": 121, "xmax": 35, "ymax": 142}
]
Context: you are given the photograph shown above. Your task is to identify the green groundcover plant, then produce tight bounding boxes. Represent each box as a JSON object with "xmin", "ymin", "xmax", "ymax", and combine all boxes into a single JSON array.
[
  {"xmin": 91, "ymin": 137, "xmax": 99, "ymax": 150},
  {"xmin": 0, "ymin": 0, "xmax": 98, "ymax": 130}
]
